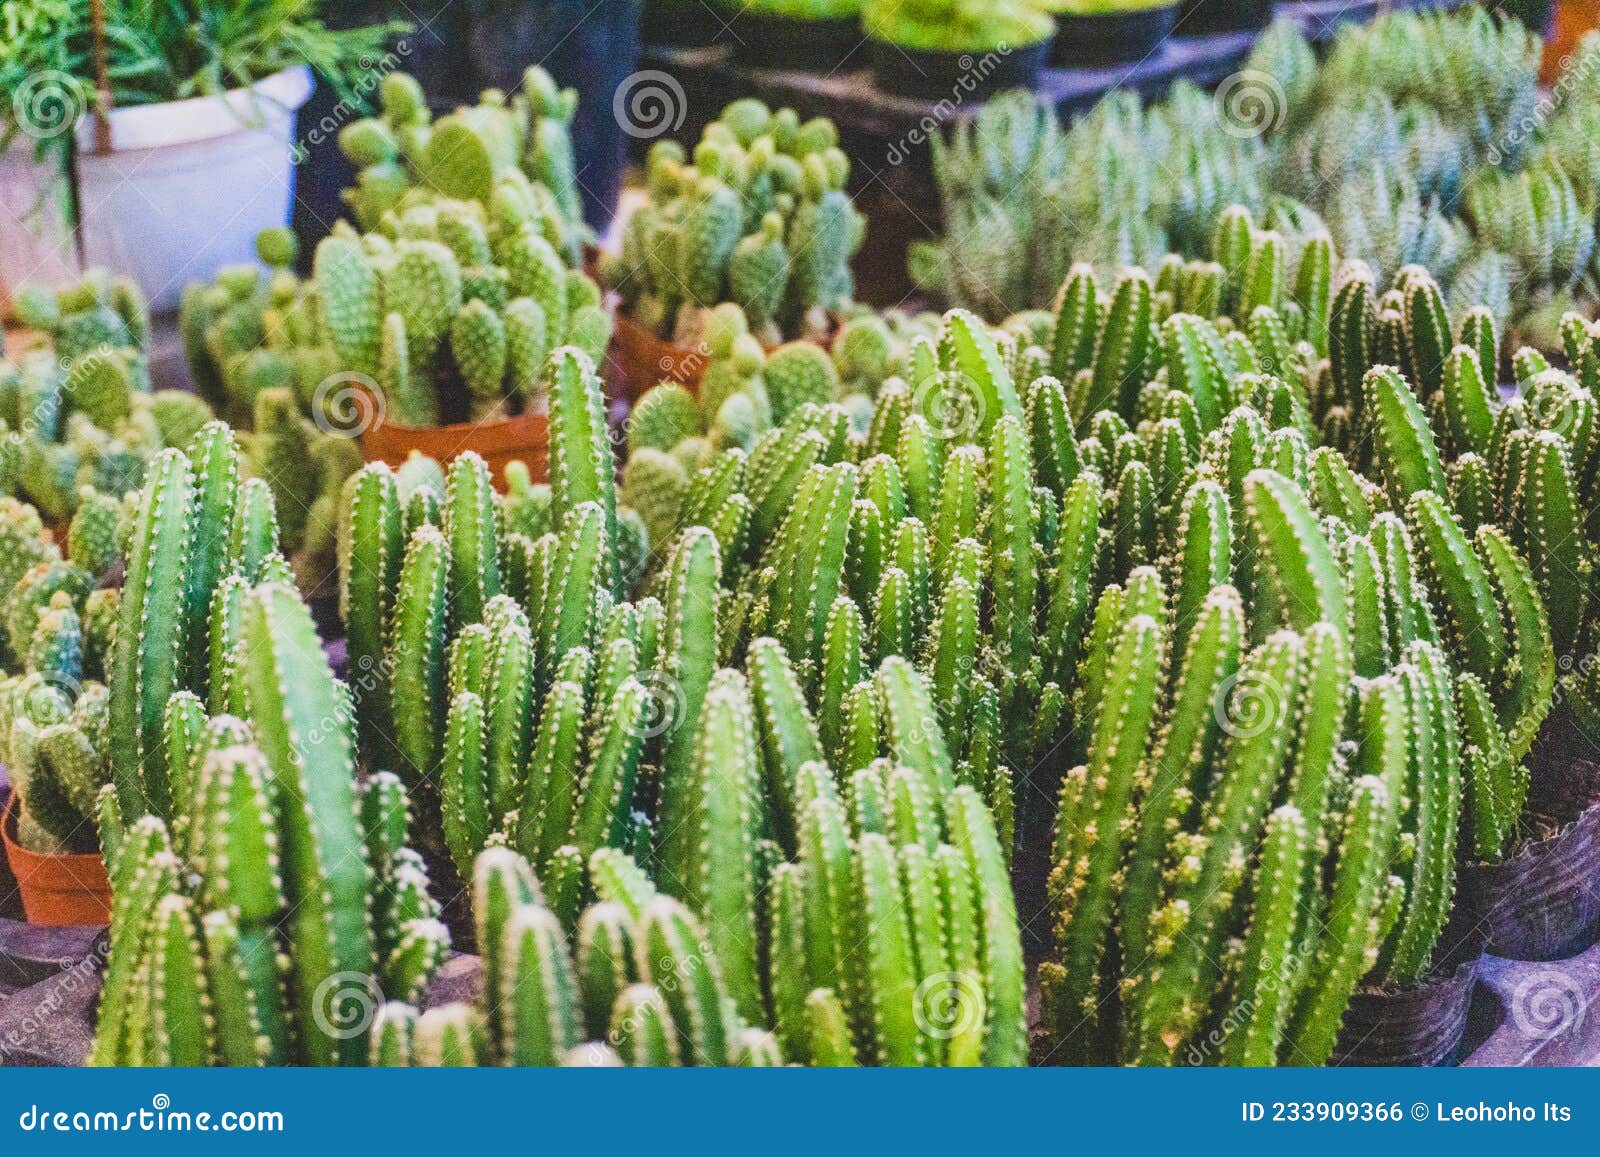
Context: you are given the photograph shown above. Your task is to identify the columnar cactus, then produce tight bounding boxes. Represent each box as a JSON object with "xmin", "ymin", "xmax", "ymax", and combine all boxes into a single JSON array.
[
  {"xmin": 373, "ymin": 846, "xmax": 781, "ymax": 1067},
  {"xmin": 92, "ymin": 582, "xmax": 445, "ymax": 1066}
]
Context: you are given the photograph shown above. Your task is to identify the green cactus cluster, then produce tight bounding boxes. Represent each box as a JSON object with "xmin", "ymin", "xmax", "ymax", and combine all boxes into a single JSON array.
[
  {"xmin": 911, "ymin": 85, "xmax": 1268, "ymax": 319},
  {"xmin": 372, "ymin": 845, "xmax": 784, "ymax": 1066},
  {"xmin": 90, "ymin": 624, "xmax": 444, "ymax": 1066},
  {"xmin": 185, "ymin": 195, "xmax": 608, "ymax": 432},
  {"xmin": 2, "ymin": 271, "xmax": 216, "ymax": 528},
  {"xmin": 918, "ymin": 9, "xmax": 1598, "ymax": 348},
  {"xmin": 80, "ymin": 425, "xmax": 446, "ymax": 1065},
  {"xmin": 9, "ymin": 269, "xmax": 150, "ymax": 368},
  {"xmin": 600, "ymin": 99, "xmax": 866, "ymax": 347},
  {"xmin": 599, "ymin": 239, "xmax": 1573, "ymax": 1066},
  {"xmin": 862, "ymin": 0, "xmax": 1054, "ymax": 54},
  {"xmin": 300, "ymin": 196, "xmax": 609, "ymax": 427},
  {"xmin": 42, "ymin": 28, "xmax": 1600, "ymax": 1073},
  {"xmin": 337, "ymin": 68, "xmax": 589, "ymax": 262}
]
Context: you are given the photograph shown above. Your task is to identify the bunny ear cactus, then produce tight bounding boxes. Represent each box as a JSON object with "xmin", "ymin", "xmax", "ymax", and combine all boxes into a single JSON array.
[
  {"xmin": 603, "ymin": 98, "xmax": 864, "ymax": 343},
  {"xmin": 303, "ymin": 200, "xmax": 603, "ymax": 428}
]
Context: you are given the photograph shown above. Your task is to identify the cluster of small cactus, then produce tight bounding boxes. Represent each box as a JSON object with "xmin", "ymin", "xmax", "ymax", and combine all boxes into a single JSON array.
[
  {"xmin": 920, "ymin": 10, "xmax": 1598, "ymax": 346},
  {"xmin": 601, "ymin": 99, "xmax": 866, "ymax": 347},
  {"xmin": 305, "ymin": 193, "xmax": 610, "ymax": 427},
  {"xmin": 372, "ymin": 845, "xmax": 783, "ymax": 1066},
  {"xmin": 186, "ymin": 194, "xmax": 609, "ymax": 431},
  {"xmin": 90, "ymin": 607, "xmax": 444, "ymax": 1066},
  {"xmin": 913, "ymin": 85, "xmax": 1267, "ymax": 319},
  {"xmin": 2, "ymin": 271, "xmax": 215, "ymax": 527},
  {"xmin": 0, "ymin": 491, "xmax": 120, "ymax": 854},
  {"xmin": 335, "ymin": 332, "xmax": 1028, "ymax": 1065},
  {"xmin": 337, "ymin": 69, "xmax": 589, "ymax": 262}
]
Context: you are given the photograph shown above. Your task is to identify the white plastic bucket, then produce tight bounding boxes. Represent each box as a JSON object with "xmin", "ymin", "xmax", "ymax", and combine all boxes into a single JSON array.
[
  {"xmin": 73, "ymin": 66, "xmax": 313, "ymax": 311},
  {"xmin": 0, "ymin": 139, "xmax": 81, "ymax": 316}
]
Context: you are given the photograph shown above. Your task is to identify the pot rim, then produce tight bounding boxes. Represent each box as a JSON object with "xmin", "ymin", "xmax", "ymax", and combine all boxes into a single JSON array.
[{"xmin": 73, "ymin": 65, "xmax": 313, "ymax": 155}]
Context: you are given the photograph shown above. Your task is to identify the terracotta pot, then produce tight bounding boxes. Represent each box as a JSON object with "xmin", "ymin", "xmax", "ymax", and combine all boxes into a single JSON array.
[
  {"xmin": 359, "ymin": 408, "xmax": 550, "ymax": 490},
  {"xmin": 605, "ymin": 310, "xmax": 711, "ymax": 403},
  {"xmin": 1, "ymin": 792, "xmax": 111, "ymax": 928},
  {"xmin": 1544, "ymin": 0, "xmax": 1596, "ymax": 84}
]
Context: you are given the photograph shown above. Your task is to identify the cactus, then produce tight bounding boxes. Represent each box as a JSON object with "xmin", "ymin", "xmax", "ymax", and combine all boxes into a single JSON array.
[
  {"xmin": 375, "ymin": 846, "xmax": 776, "ymax": 1066},
  {"xmin": 602, "ymin": 99, "xmax": 865, "ymax": 343},
  {"xmin": 91, "ymin": 571, "xmax": 445, "ymax": 1066}
]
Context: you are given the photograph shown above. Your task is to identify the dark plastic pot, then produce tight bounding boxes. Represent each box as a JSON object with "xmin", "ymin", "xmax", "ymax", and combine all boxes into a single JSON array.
[
  {"xmin": 1179, "ymin": 0, "xmax": 1273, "ymax": 34},
  {"xmin": 1445, "ymin": 759, "xmax": 1600, "ymax": 963},
  {"xmin": 1496, "ymin": 0, "xmax": 1556, "ymax": 37},
  {"xmin": 642, "ymin": 1, "xmax": 724, "ymax": 49},
  {"xmin": 870, "ymin": 37, "xmax": 1053, "ymax": 102},
  {"xmin": 725, "ymin": 11, "xmax": 863, "ymax": 71},
  {"xmin": 1052, "ymin": 6, "xmax": 1179, "ymax": 67},
  {"xmin": 1330, "ymin": 958, "xmax": 1480, "ymax": 1067}
]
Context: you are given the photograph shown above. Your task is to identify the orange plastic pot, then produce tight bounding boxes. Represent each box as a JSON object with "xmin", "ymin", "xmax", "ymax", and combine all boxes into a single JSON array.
[
  {"xmin": 605, "ymin": 309, "xmax": 843, "ymax": 405},
  {"xmin": 1, "ymin": 791, "xmax": 112, "ymax": 927},
  {"xmin": 605, "ymin": 310, "xmax": 710, "ymax": 404},
  {"xmin": 359, "ymin": 408, "xmax": 550, "ymax": 490}
]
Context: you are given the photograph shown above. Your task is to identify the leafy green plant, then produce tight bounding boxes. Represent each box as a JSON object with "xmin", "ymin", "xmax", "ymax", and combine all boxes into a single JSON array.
[{"xmin": 0, "ymin": 2, "xmax": 404, "ymax": 214}]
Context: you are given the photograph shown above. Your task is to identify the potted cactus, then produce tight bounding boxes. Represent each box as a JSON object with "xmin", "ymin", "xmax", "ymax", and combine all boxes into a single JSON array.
[
  {"xmin": 863, "ymin": 0, "xmax": 1056, "ymax": 100},
  {"xmin": 1044, "ymin": 0, "xmax": 1180, "ymax": 66},
  {"xmin": 181, "ymin": 70, "xmax": 611, "ymax": 489},
  {"xmin": 0, "ymin": 569, "xmax": 118, "ymax": 925},
  {"xmin": 600, "ymin": 99, "xmax": 865, "ymax": 400},
  {"xmin": 716, "ymin": 0, "xmax": 866, "ymax": 71}
]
